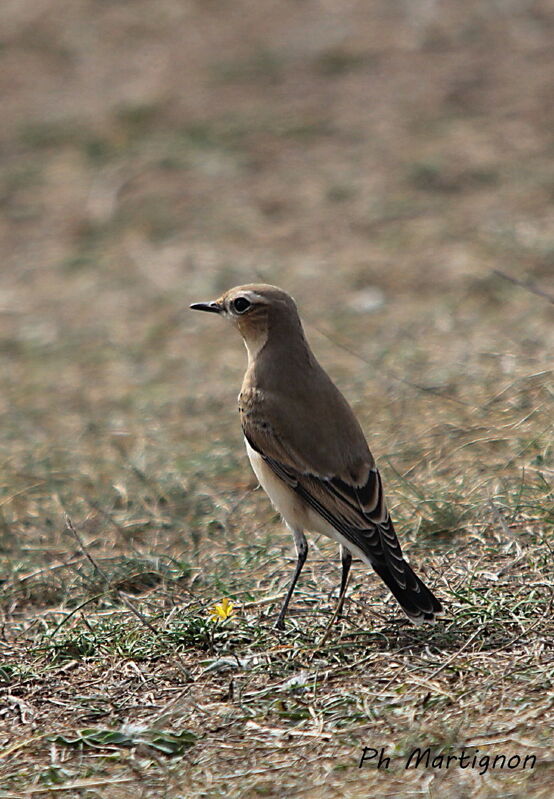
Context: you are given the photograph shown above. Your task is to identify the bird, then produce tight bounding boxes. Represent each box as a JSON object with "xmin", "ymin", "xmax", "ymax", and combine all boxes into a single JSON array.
[{"xmin": 190, "ymin": 284, "xmax": 443, "ymax": 629}]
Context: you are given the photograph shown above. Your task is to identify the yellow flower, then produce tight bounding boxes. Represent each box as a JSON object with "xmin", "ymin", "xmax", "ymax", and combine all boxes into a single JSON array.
[{"xmin": 209, "ymin": 598, "xmax": 235, "ymax": 622}]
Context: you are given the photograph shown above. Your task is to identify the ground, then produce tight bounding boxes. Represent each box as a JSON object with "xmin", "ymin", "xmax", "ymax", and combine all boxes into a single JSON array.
[{"xmin": 0, "ymin": 1, "xmax": 553, "ymax": 797}]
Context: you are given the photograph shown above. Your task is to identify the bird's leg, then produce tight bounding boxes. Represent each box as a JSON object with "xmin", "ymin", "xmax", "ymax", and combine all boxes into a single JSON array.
[
  {"xmin": 336, "ymin": 545, "xmax": 352, "ymax": 618},
  {"xmin": 275, "ymin": 528, "xmax": 308, "ymax": 630}
]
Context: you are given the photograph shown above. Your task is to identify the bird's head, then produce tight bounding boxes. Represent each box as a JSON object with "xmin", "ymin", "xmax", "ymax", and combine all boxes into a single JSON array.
[{"xmin": 190, "ymin": 284, "xmax": 301, "ymax": 361}]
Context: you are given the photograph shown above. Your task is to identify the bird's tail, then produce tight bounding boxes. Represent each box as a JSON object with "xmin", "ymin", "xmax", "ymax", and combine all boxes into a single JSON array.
[{"xmin": 372, "ymin": 559, "xmax": 443, "ymax": 625}]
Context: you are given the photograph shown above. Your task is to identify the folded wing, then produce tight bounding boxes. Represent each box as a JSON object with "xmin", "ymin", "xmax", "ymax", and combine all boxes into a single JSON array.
[{"xmin": 243, "ymin": 419, "xmax": 442, "ymax": 623}]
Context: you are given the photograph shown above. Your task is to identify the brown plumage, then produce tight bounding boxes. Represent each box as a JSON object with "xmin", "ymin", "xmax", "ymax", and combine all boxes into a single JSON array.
[{"xmin": 191, "ymin": 284, "xmax": 443, "ymax": 628}]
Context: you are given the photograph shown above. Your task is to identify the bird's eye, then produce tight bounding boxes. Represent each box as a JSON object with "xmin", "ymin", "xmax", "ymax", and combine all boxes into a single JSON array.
[{"xmin": 232, "ymin": 297, "xmax": 251, "ymax": 314}]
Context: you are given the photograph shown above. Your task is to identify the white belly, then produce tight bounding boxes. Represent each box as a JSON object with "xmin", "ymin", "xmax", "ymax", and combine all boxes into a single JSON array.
[{"xmin": 245, "ymin": 439, "xmax": 312, "ymax": 532}]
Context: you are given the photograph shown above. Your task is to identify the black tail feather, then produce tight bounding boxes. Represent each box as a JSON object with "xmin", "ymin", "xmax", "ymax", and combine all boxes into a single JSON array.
[{"xmin": 372, "ymin": 559, "xmax": 443, "ymax": 624}]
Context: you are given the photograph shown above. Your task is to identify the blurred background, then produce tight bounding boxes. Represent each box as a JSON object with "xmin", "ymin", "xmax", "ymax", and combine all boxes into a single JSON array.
[
  {"xmin": 1, "ymin": 2, "xmax": 553, "ymax": 794},
  {"xmin": 1, "ymin": 0, "xmax": 553, "ymax": 554}
]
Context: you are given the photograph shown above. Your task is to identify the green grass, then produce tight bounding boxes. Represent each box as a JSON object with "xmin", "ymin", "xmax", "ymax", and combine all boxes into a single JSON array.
[{"xmin": 0, "ymin": 287, "xmax": 551, "ymax": 797}]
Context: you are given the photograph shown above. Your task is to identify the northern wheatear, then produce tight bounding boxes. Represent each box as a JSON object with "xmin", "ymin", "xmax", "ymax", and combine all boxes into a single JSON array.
[{"xmin": 191, "ymin": 284, "xmax": 443, "ymax": 629}]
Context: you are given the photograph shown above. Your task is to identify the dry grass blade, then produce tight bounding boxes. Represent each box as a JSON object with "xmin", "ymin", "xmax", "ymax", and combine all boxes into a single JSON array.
[{"xmin": 493, "ymin": 269, "xmax": 554, "ymax": 305}]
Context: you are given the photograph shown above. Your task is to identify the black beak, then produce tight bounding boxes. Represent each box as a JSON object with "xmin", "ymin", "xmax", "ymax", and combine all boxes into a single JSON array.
[{"xmin": 190, "ymin": 301, "xmax": 222, "ymax": 314}]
